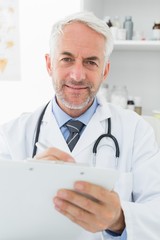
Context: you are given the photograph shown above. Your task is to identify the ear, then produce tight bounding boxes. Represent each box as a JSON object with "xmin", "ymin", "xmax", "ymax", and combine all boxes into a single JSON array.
[
  {"xmin": 102, "ymin": 62, "xmax": 110, "ymax": 82},
  {"xmin": 45, "ymin": 54, "xmax": 52, "ymax": 76}
]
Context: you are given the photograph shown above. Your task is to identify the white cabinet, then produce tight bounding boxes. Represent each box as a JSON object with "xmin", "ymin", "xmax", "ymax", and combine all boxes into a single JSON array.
[{"xmin": 81, "ymin": 0, "xmax": 160, "ymax": 115}]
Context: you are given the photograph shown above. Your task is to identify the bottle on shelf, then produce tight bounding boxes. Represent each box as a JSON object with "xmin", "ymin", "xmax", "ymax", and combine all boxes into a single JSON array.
[
  {"xmin": 152, "ymin": 110, "xmax": 160, "ymax": 119},
  {"xmin": 104, "ymin": 16, "xmax": 112, "ymax": 27},
  {"xmin": 104, "ymin": 16, "xmax": 120, "ymax": 41},
  {"xmin": 99, "ymin": 82, "xmax": 110, "ymax": 101},
  {"xmin": 112, "ymin": 16, "xmax": 127, "ymax": 41},
  {"xmin": 123, "ymin": 16, "xmax": 134, "ymax": 40},
  {"xmin": 134, "ymin": 96, "xmax": 142, "ymax": 115},
  {"xmin": 127, "ymin": 96, "xmax": 135, "ymax": 110},
  {"xmin": 152, "ymin": 21, "xmax": 160, "ymax": 40},
  {"xmin": 112, "ymin": 16, "xmax": 121, "ymax": 28}
]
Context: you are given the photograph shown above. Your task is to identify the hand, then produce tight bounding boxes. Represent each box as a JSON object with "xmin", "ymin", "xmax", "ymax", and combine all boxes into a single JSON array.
[
  {"xmin": 53, "ymin": 181, "xmax": 125, "ymax": 234},
  {"xmin": 34, "ymin": 147, "xmax": 74, "ymax": 162}
]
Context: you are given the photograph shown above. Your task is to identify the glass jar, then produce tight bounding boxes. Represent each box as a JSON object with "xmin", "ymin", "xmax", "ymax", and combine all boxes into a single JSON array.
[
  {"xmin": 152, "ymin": 21, "xmax": 160, "ymax": 40},
  {"xmin": 127, "ymin": 96, "xmax": 135, "ymax": 111},
  {"xmin": 99, "ymin": 82, "xmax": 110, "ymax": 101},
  {"xmin": 110, "ymin": 85, "xmax": 128, "ymax": 108},
  {"xmin": 134, "ymin": 96, "xmax": 142, "ymax": 115}
]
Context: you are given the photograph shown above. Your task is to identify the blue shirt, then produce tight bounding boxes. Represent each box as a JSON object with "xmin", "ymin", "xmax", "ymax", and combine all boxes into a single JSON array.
[
  {"xmin": 52, "ymin": 96, "xmax": 98, "ymax": 140},
  {"xmin": 103, "ymin": 229, "xmax": 126, "ymax": 239},
  {"xmin": 121, "ymin": 229, "xmax": 127, "ymax": 239}
]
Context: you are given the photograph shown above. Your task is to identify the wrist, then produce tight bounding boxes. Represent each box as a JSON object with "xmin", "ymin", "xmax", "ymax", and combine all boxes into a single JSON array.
[{"xmin": 108, "ymin": 208, "xmax": 125, "ymax": 234}]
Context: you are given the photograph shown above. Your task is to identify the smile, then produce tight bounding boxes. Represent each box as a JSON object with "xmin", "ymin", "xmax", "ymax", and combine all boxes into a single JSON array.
[{"xmin": 65, "ymin": 85, "xmax": 88, "ymax": 90}]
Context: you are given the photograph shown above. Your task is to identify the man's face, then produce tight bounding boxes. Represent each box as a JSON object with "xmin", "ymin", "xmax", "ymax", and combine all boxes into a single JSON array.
[{"xmin": 46, "ymin": 22, "xmax": 110, "ymax": 116}]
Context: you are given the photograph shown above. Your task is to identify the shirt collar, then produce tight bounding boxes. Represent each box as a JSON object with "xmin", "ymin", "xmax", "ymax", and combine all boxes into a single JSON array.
[{"xmin": 52, "ymin": 96, "xmax": 98, "ymax": 128}]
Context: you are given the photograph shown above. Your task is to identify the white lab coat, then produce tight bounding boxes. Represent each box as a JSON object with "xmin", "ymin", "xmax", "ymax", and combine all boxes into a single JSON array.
[{"xmin": 0, "ymin": 95, "xmax": 160, "ymax": 240}]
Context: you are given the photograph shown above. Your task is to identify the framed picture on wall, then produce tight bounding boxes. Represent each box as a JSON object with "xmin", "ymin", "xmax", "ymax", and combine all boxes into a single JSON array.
[{"xmin": 0, "ymin": 0, "xmax": 20, "ymax": 81}]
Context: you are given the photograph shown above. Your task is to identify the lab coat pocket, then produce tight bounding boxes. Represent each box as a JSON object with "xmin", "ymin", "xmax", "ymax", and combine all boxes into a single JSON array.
[{"xmin": 114, "ymin": 172, "xmax": 133, "ymax": 201}]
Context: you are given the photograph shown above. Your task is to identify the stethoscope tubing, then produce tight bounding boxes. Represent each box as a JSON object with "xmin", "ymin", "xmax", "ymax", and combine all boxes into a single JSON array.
[
  {"xmin": 32, "ymin": 102, "xmax": 50, "ymax": 158},
  {"xmin": 93, "ymin": 133, "xmax": 120, "ymax": 158},
  {"xmin": 32, "ymin": 102, "xmax": 120, "ymax": 165}
]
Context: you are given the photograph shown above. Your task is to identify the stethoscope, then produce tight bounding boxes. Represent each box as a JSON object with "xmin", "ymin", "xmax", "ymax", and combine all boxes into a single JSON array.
[{"xmin": 32, "ymin": 102, "xmax": 120, "ymax": 167}]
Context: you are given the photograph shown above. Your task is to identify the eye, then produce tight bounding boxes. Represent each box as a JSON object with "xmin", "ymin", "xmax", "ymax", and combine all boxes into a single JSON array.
[
  {"xmin": 61, "ymin": 57, "xmax": 74, "ymax": 63},
  {"xmin": 89, "ymin": 61, "xmax": 97, "ymax": 66},
  {"xmin": 84, "ymin": 60, "xmax": 98, "ymax": 68}
]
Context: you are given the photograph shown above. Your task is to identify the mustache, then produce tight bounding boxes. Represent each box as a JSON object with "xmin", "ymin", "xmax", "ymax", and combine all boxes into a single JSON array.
[{"xmin": 63, "ymin": 80, "xmax": 92, "ymax": 88}]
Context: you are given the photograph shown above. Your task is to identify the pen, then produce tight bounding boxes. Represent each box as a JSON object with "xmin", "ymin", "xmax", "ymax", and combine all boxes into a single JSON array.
[
  {"xmin": 35, "ymin": 142, "xmax": 78, "ymax": 165},
  {"xmin": 35, "ymin": 142, "xmax": 69, "ymax": 164},
  {"xmin": 36, "ymin": 142, "xmax": 48, "ymax": 151}
]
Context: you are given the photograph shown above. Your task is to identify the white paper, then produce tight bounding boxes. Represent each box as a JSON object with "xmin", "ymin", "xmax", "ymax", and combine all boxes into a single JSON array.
[{"xmin": 0, "ymin": 159, "xmax": 119, "ymax": 240}]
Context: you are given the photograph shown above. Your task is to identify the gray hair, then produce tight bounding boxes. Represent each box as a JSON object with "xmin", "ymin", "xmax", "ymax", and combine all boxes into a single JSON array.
[{"xmin": 49, "ymin": 11, "xmax": 114, "ymax": 64}]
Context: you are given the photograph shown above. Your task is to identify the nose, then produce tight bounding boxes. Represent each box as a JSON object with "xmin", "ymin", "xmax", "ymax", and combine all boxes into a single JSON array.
[{"xmin": 69, "ymin": 61, "xmax": 86, "ymax": 82}]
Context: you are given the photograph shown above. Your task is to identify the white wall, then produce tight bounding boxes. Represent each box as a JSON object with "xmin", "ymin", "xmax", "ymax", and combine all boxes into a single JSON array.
[
  {"xmin": 82, "ymin": 0, "xmax": 160, "ymax": 115},
  {"xmin": 0, "ymin": 0, "xmax": 81, "ymax": 124}
]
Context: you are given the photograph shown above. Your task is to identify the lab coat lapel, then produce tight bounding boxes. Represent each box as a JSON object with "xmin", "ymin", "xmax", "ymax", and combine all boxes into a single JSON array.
[
  {"xmin": 38, "ymin": 102, "xmax": 70, "ymax": 153},
  {"xmin": 73, "ymin": 96, "xmax": 112, "ymax": 156}
]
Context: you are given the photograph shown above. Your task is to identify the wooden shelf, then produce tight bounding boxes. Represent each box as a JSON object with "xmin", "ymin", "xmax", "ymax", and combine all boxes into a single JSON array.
[{"xmin": 114, "ymin": 40, "xmax": 160, "ymax": 51}]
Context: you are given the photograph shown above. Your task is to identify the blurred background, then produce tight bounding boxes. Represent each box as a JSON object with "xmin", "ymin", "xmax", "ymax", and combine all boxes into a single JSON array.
[
  {"xmin": 0, "ymin": 0, "xmax": 81, "ymax": 124},
  {"xmin": 0, "ymin": 0, "xmax": 160, "ymax": 124}
]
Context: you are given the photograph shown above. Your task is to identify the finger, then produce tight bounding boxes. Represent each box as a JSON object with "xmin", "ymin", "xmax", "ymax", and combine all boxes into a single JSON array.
[
  {"xmin": 53, "ymin": 195, "xmax": 106, "ymax": 232},
  {"xmin": 74, "ymin": 181, "xmax": 113, "ymax": 202},
  {"xmin": 74, "ymin": 181, "xmax": 121, "ymax": 218},
  {"xmin": 55, "ymin": 189, "xmax": 110, "ymax": 227},
  {"xmin": 55, "ymin": 189, "xmax": 102, "ymax": 214},
  {"xmin": 54, "ymin": 205, "xmax": 97, "ymax": 233},
  {"xmin": 73, "ymin": 182, "xmax": 124, "ymax": 232},
  {"xmin": 54, "ymin": 189, "xmax": 123, "ymax": 232},
  {"xmin": 35, "ymin": 147, "xmax": 74, "ymax": 162},
  {"xmin": 35, "ymin": 156, "xmax": 65, "ymax": 161}
]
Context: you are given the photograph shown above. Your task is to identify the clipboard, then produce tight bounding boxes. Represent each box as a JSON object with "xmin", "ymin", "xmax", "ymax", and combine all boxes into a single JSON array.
[{"xmin": 0, "ymin": 159, "xmax": 119, "ymax": 240}]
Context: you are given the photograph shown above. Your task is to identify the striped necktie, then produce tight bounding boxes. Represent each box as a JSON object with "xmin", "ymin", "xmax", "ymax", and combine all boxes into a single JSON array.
[{"xmin": 65, "ymin": 120, "xmax": 84, "ymax": 151}]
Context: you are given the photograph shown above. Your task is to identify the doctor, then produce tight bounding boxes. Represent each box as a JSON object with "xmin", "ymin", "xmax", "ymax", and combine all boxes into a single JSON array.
[{"xmin": 0, "ymin": 12, "xmax": 160, "ymax": 240}]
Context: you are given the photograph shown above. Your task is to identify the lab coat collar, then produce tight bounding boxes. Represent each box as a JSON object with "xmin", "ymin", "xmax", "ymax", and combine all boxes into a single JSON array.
[
  {"xmin": 73, "ymin": 95, "xmax": 112, "ymax": 156},
  {"xmin": 41, "ymin": 95, "xmax": 112, "ymax": 156},
  {"xmin": 39, "ymin": 101, "xmax": 70, "ymax": 153}
]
